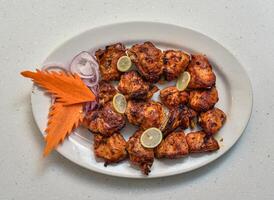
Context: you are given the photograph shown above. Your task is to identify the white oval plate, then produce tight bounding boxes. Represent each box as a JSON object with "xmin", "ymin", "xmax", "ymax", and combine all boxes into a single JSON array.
[{"xmin": 31, "ymin": 22, "xmax": 252, "ymax": 178}]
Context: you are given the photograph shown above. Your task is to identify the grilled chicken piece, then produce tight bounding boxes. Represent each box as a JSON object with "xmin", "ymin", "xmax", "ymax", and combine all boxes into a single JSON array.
[
  {"xmin": 125, "ymin": 100, "xmax": 145, "ymax": 126},
  {"xmin": 98, "ymin": 81, "xmax": 117, "ymax": 105},
  {"xmin": 94, "ymin": 133, "xmax": 127, "ymax": 166},
  {"xmin": 160, "ymin": 86, "xmax": 189, "ymax": 109},
  {"xmin": 125, "ymin": 100, "xmax": 165, "ymax": 130},
  {"xmin": 118, "ymin": 71, "xmax": 158, "ymax": 100},
  {"xmin": 180, "ymin": 106, "xmax": 198, "ymax": 129},
  {"xmin": 199, "ymin": 107, "xmax": 226, "ymax": 134},
  {"xmin": 187, "ymin": 54, "xmax": 216, "ymax": 89},
  {"xmin": 189, "ymin": 87, "xmax": 219, "ymax": 112},
  {"xmin": 126, "ymin": 130, "xmax": 154, "ymax": 175},
  {"xmin": 95, "ymin": 43, "xmax": 126, "ymax": 81},
  {"xmin": 83, "ymin": 102, "xmax": 126, "ymax": 137},
  {"xmin": 162, "ymin": 50, "xmax": 190, "ymax": 81},
  {"xmin": 155, "ymin": 131, "xmax": 189, "ymax": 159},
  {"xmin": 186, "ymin": 131, "xmax": 219, "ymax": 153},
  {"xmin": 128, "ymin": 42, "xmax": 163, "ymax": 83}
]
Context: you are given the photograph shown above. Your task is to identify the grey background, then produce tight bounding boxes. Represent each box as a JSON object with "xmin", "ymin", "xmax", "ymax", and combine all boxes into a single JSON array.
[{"xmin": 1, "ymin": 0, "xmax": 273, "ymax": 199}]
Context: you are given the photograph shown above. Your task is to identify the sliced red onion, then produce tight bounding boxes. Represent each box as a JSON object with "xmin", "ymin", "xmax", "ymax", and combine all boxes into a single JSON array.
[
  {"xmin": 84, "ymin": 84, "xmax": 99, "ymax": 113},
  {"xmin": 42, "ymin": 62, "xmax": 68, "ymax": 72},
  {"xmin": 70, "ymin": 51, "xmax": 99, "ymax": 82}
]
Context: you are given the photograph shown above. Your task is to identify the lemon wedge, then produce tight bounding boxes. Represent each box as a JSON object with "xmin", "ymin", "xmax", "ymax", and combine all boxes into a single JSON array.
[
  {"xmin": 117, "ymin": 56, "xmax": 132, "ymax": 72},
  {"xmin": 140, "ymin": 128, "xmax": 163, "ymax": 148},
  {"xmin": 160, "ymin": 106, "xmax": 170, "ymax": 131},
  {"xmin": 176, "ymin": 71, "xmax": 191, "ymax": 91},
  {"xmin": 112, "ymin": 93, "xmax": 127, "ymax": 114}
]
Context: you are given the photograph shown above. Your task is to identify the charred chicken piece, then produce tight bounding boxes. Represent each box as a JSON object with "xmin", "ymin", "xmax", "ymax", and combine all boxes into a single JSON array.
[
  {"xmin": 163, "ymin": 50, "xmax": 190, "ymax": 81},
  {"xmin": 186, "ymin": 131, "xmax": 219, "ymax": 153},
  {"xmin": 187, "ymin": 54, "xmax": 216, "ymax": 89},
  {"xmin": 95, "ymin": 43, "xmax": 126, "ymax": 81},
  {"xmin": 160, "ymin": 86, "xmax": 189, "ymax": 109},
  {"xmin": 128, "ymin": 42, "xmax": 163, "ymax": 83},
  {"xmin": 125, "ymin": 100, "xmax": 145, "ymax": 126},
  {"xmin": 180, "ymin": 106, "xmax": 198, "ymax": 129},
  {"xmin": 83, "ymin": 102, "xmax": 126, "ymax": 137},
  {"xmin": 118, "ymin": 71, "xmax": 158, "ymax": 100},
  {"xmin": 94, "ymin": 133, "xmax": 127, "ymax": 166},
  {"xmin": 125, "ymin": 100, "xmax": 165, "ymax": 130},
  {"xmin": 126, "ymin": 130, "xmax": 154, "ymax": 175},
  {"xmin": 189, "ymin": 87, "xmax": 219, "ymax": 112},
  {"xmin": 98, "ymin": 81, "xmax": 117, "ymax": 105},
  {"xmin": 199, "ymin": 107, "xmax": 226, "ymax": 134},
  {"xmin": 155, "ymin": 131, "xmax": 189, "ymax": 159}
]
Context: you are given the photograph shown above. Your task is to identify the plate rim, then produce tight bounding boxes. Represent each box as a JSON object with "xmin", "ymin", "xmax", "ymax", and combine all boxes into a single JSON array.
[{"xmin": 31, "ymin": 21, "xmax": 253, "ymax": 178}]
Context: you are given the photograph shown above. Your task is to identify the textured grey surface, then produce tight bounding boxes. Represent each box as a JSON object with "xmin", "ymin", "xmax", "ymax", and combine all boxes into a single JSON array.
[{"xmin": 0, "ymin": 0, "xmax": 274, "ymax": 199}]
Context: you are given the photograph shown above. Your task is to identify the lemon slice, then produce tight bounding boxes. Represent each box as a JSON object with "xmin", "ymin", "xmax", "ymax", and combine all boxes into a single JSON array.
[
  {"xmin": 160, "ymin": 106, "xmax": 170, "ymax": 131},
  {"xmin": 112, "ymin": 93, "xmax": 127, "ymax": 114},
  {"xmin": 176, "ymin": 71, "xmax": 191, "ymax": 91},
  {"xmin": 140, "ymin": 128, "xmax": 163, "ymax": 148},
  {"xmin": 117, "ymin": 56, "xmax": 132, "ymax": 72}
]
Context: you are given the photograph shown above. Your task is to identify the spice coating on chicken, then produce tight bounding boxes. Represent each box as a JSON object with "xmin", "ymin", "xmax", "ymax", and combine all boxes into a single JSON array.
[
  {"xmin": 160, "ymin": 86, "xmax": 189, "ymax": 109},
  {"xmin": 128, "ymin": 42, "xmax": 163, "ymax": 83},
  {"xmin": 126, "ymin": 130, "xmax": 154, "ymax": 175},
  {"xmin": 118, "ymin": 71, "xmax": 158, "ymax": 100},
  {"xmin": 94, "ymin": 133, "xmax": 127, "ymax": 166},
  {"xmin": 199, "ymin": 107, "xmax": 226, "ymax": 134},
  {"xmin": 186, "ymin": 131, "xmax": 219, "ymax": 153},
  {"xmin": 83, "ymin": 102, "xmax": 126, "ymax": 137},
  {"xmin": 95, "ymin": 43, "xmax": 126, "ymax": 81},
  {"xmin": 163, "ymin": 50, "xmax": 190, "ymax": 81},
  {"xmin": 125, "ymin": 100, "xmax": 145, "ymax": 126},
  {"xmin": 180, "ymin": 106, "xmax": 198, "ymax": 129},
  {"xmin": 125, "ymin": 100, "xmax": 165, "ymax": 130},
  {"xmin": 155, "ymin": 131, "xmax": 189, "ymax": 159},
  {"xmin": 189, "ymin": 87, "xmax": 219, "ymax": 112},
  {"xmin": 187, "ymin": 54, "xmax": 216, "ymax": 89},
  {"xmin": 98, "ymin": 81, "xmax": 117, "ymax": 105}
]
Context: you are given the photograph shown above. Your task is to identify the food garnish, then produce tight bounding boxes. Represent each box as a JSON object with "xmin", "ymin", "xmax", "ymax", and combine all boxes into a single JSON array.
[
  {"xmin": 112, "ymin": 93, "xmax": 127, "ymax": 114},
  {"xmin": 21, "ymin": 70, "xmax": 96, "ymax": 155},
  {"xmin": 43, "ymin": 102, "xmax": 84, "ymax": 156},
  {"xmin": 140, "ymin": 128, "xmax": 163, "ymax": 148},
  {"xmin": 21, "ymin": 70, "xmax": 95, "ymax": 105},
  {"xmin": 176, "ymin": 71, "xmax": 191, "ymax": 91},
  {"xmin": 70, "ymin": 51, "xmax": 99, "ymax": 87},
  {"xmin": 117, "ymin": 56, "xmax": 132, "ymax": 72}
]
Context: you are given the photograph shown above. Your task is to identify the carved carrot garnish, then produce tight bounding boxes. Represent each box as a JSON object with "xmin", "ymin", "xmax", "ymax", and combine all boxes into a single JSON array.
[
  {"xmin": 21, "ymin": 70, "xmax": 95, "ymax": 105},
  {"xmin": 21, "ymin": 70, "xmax": 95, "ymax": 155}
]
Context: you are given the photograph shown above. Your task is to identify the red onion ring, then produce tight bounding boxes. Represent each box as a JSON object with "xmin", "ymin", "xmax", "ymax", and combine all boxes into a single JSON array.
[
  {"xmin": 42, "ymin": 62, "xmax": 68, "ymax": 72},
  {"xmin": 70, "ymin": 51, "xmax": 99, "ymax": 82}
]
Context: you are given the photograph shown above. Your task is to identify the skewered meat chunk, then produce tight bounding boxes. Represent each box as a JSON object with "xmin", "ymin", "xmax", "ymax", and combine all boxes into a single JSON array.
[
  {"xmin": 160, "ymin": 86, "xmax": 189, "ymax": 109},
  {"xmin": 162, "ymin": 50, "xmax": 190, "ymax": 81},
  {"xmin": 187, "ymin": 54, "xmax": 216, "ymax": 89},
  {"xmin": 128, "ymin": 42, "xmax": 163, "ymax": 83},
  {"xmin": 155, "ymin": 131, "xmax": 189, "ymax": 159},
  {"xmin": 95, "ymin": 43, "xmax": 126, "ymax": 81},
  {"xmin": 94, "ymin": 133, "xmax": 127, "ymax": 165},
  {"xmin": 118, "ymin": 71, "xmax": 158, "ymax": 100},
  {"xmin": 199, "ymin": 107, "xmax": 226, "ymax": 134},
  {"xmin": 189, "ymin": 87, "xmax": 219, "ymax": 112},
  {"xmin": 83, "ymin": 102, "xmax": 126, "ymax": 137},
  {"xmin": 186, "ymin": 131, "xmax": 219, "ymax": 153},
  {"xmin": 126, "ymin": 130, "xmax": 154, "ymax": 175}
]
